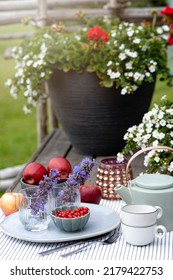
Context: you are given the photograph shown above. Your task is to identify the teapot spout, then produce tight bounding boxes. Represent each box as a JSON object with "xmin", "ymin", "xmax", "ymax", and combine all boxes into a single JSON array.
[{"xmin": 114, "ymin": 185, "xmax": 132, "ymax": 204}]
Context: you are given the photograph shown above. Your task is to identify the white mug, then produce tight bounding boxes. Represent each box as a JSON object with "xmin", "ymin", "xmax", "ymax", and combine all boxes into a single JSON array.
[
  {"xmin": 121, "ymin": 222, "xmax": 167, "ymax": 246},
  {"xmin": 120, "ymin": 204, "xmax": 163, "ymax": 227}
]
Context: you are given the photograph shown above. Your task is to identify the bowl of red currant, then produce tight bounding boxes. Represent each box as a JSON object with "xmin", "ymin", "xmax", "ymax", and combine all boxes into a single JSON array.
[{"xmin": 51, "ymin": 206, "xmax": 90, "ymax": 232}]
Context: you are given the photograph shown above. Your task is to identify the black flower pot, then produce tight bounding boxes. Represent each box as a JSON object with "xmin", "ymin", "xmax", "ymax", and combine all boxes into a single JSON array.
[{"xmin": 48, "ymin": 70, "xmax": 156, "ymax": 156}]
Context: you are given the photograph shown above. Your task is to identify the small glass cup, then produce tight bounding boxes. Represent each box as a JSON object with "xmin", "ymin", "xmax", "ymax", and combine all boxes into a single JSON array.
[
  {"xmin": 18, "ymin": 186, "xmax": 51, "ymax": 231},
  {"xmin": 49, "ymin": 182, "xmax": 81, "ymax": 212}
]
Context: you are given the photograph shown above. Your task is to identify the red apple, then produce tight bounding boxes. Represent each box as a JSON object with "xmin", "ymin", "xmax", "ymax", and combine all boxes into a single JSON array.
[
  {"xmin": 48, "ymin": 156, "xmax": 72, "ymax": 179},
  {"xmin": 23, "ymin": 162, "xmax": 48, "ymax": 185},
  {"xmin": 80, "ymin": 185, "xmax": 102, "ymax": 204}
]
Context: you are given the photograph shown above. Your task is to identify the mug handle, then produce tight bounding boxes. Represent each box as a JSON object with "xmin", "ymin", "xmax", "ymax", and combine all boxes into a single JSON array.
[
  {"xmin": 154, "ymin": 225, "xmax": 167, "ymax": 238},
  {"xmin": 155, "ymin": 206, "xmax": 163, "ymax": 219}
]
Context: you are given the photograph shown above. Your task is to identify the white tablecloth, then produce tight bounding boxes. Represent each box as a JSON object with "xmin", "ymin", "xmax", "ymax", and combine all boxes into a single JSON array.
[{"xmin": 0, "ymin": 200, "xmax": 173, "ymax": 260}]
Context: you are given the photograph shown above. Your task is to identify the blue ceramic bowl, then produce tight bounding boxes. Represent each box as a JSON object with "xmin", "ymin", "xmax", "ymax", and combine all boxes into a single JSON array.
[{"xmin": 51, "ymin": 206, "xmax": 90, "ymax": 232}]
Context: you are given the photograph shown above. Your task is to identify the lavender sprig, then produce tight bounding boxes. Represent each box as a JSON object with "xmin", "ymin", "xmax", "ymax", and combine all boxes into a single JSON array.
[
  {"xmin": 37, "ymin": 168, "xmax": 60, "ymax": 196},
  {"xmin": 30, "ymin": 168, "xmax": 60, "ymax": 215},
  {"xmin": 62, "ymin": 158, "xmax": 96, "ymax": 203},
  {"xmin": 70, "ymin": 157, "xmax": 96, "ymax": 186},
  {"xmin": 30, "ymin": 158, "xmax": 96, "ymax": 214}
]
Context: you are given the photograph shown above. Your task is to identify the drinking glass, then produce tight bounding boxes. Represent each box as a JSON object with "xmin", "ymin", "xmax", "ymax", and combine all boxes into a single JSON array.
[
  {"xmin": 49, "ymin": 182, "xmax": 81, "ymax": 212},
  {"xmin": 18, "ymin": 186, "xmax": 51, "ymax": 231}
]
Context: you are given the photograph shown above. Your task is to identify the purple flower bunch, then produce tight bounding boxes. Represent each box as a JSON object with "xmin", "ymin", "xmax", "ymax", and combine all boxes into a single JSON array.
[
  {"xmin": 37, "ymin": 168, "xmax": 60, "ymax": 196},
  {"xmin": 63, "ymin": 157, "xmax": 96, "ymax": 203},
  {"xmin": 31, "ymin": 157, "xmax": 96, "ymax": 214},
  {"xmin": 30, "ymin": 169, "xmax": 60, "ymax": 215}
]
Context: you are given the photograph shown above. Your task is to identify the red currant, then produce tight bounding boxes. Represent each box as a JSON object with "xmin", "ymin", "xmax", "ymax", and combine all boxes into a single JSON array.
[{"xmin": 54, "ymin": 207, "xmax": 89, "ymax": 218}]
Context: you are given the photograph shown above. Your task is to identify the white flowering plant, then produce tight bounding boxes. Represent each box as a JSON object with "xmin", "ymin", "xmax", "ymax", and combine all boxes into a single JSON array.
[
  {"xmin": 5, "ymin": 13, "xmax": 173, "ymax": 113},
  {"xmin": 120, "ymin": 96, "xmax": 173, "ymax": 175}
]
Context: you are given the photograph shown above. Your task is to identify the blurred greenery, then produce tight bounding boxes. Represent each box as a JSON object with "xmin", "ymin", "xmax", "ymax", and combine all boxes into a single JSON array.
[
  {"xmin": 0, "ymin": 24, "xmax": 37, "ymax": 170},
  {"xmin": 131, "ymin": 0, "xmax": 166, "ymax": 7}
]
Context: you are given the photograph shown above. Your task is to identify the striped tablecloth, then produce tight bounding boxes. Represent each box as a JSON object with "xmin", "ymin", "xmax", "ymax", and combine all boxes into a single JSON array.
[{"xmin": 0, "ymin": 199, "xmax": 173, "ymax": 260}]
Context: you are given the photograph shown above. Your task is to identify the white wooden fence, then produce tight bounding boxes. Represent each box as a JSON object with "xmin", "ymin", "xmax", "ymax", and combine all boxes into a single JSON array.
[
  {"xmin": 0, "ymin": 0, "xmax": 164, "ymax": 27},
  {"xmin": 0, "ymin": 0, "xmax": 109, "ymax": 25}
]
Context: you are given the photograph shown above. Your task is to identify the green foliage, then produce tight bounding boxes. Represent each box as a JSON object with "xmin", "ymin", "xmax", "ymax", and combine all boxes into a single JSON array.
[
  {"xmin": 0, "ymin": 21, "xmax": 173, "ymax": 173},
  {"xmin": 150, "ymin": 76, "xmax": 173, "ymax": 108},
  {"xmin": 5, "ymin": 15, "xmax": 173, "ymax": 113},
  {"xmin": 0, "ymin": 25, "xmax": 37, "ymax": 170},
  {"xmin": 131, "ymin": 0, "xmax": 166, "ymax": 8},
  {"xmin": 122, "ymin": 96, "xmax": 173, "ymax": 174}
]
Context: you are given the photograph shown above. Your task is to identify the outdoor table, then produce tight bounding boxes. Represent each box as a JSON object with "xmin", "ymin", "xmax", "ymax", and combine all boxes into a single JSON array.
[{"xmin": 0, "ymin": 129, "xmax": 173, "ymax": 261}]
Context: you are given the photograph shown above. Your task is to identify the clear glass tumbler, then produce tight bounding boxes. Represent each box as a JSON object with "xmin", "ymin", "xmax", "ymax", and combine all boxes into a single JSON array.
[
  {"xmin": 18, "ymin": 186, "xmax": 51, "ymax": 231},
  {"xmin": 49, "ymin": 182, "xmax": 81, "ymax": 212}
]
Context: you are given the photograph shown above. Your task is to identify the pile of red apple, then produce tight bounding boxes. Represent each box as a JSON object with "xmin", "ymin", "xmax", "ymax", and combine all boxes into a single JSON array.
[
  {"xmin": 0, "ymin": 156, "xmax": 102, "ymax": 217},
  {"xmin": 23, "ymin": 157, "xmax": 102, "ymax": 204},
  {"xmin": 22, "ymin": 156, "xmax": 102, "ymax": 205},
  {"xmin": 23, "ymin": 156, "xmax": 72, "ymax": 185}
]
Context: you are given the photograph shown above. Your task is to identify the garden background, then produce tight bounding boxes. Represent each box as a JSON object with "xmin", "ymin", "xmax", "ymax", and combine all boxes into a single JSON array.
[{"xmin": 0, "ymin": 0, "xmax": 173, "ymax": 195}]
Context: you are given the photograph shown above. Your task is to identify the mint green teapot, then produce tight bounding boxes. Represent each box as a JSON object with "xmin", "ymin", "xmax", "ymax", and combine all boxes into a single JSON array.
[{"xmin": 115, "ymin": 146, "xmax": 173, "ymax": 232}]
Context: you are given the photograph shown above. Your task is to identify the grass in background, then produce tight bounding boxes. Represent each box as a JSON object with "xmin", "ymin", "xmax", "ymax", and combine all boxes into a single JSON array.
[
  {"xmin": 150, "ymin": 78, "xmax": 173, "ymax": 107},
  {"xmin": 0, "ymin": 24, "xmax": 37, "ymax": 169}
]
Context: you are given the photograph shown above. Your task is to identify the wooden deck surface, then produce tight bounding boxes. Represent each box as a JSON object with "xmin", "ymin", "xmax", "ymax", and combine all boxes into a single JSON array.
[{"xmin": 10, "ymin": 128, "xmax": 145, "ymax": 193}]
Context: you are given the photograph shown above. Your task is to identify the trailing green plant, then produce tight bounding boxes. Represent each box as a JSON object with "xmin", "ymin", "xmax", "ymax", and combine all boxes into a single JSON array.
[{"xmin": 5, "ymin": 12, "xmax": 173, "ymax": 113}]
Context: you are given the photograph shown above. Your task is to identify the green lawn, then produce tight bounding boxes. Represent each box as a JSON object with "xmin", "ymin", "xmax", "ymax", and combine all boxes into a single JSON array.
[
  {"xmin": 150, "ymin": 78, "xmax": 173, "ymax": 107},
  {"xmin": 0, "ymin": 24, "xmax": 37, "ymax": 169}
]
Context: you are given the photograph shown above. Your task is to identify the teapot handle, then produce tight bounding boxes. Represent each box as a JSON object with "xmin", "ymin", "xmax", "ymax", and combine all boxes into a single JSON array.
[{"xmin": 126, "ymin": 145, "xmax": 173, "ymax": 179}]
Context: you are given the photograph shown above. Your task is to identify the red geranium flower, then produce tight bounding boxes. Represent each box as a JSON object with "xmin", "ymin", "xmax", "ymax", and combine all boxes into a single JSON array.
[
  {"xmin": 168, "ymin": 35, "xmax": 173, "ymax": 45},
  {"xmin": 87, "ymin": 26, "xmax": 109, "ymax": 43},
  {"xmin": 160, "ymin": 6, "xmax": 173, "ymax": 23},
  {"xmin": 160, "ymin": 6, "xmax": 173, "ymax": 16}
]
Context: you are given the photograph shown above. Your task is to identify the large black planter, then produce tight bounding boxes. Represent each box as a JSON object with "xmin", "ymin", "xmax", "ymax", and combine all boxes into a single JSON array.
[{"xmin": 48, "ymin": 71, "xmax": 156, "ymax": 156}]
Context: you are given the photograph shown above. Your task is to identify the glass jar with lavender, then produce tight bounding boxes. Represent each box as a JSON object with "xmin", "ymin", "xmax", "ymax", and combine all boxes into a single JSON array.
[
  {"xmin": 49, "ymin": 182, "xmax": 81, "ymax": 212},
  {"xmin": 18, "ymin": 186, "xmax": 51, "ymax": 231}
]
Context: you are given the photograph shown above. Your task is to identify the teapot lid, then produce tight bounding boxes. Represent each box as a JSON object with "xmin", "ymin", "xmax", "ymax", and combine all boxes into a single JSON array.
[{"xmin": 135, "ymin": 174, "xmax": 173, "ymax": 190}]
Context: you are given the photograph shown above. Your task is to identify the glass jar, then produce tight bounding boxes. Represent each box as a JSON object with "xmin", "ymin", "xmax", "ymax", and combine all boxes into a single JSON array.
[
  {"xmin": 49, "ymin": 182, "xmax": 81, "ymax": 212},
  {"xmin": 18, "ymin": 186, "xmax": 51, "ymax": 231}
]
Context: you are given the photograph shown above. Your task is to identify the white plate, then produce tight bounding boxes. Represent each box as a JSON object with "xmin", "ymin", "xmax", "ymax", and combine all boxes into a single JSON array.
[{"xmin": 0, "ymin": 203, "xmax": 120, "ymax": 243}]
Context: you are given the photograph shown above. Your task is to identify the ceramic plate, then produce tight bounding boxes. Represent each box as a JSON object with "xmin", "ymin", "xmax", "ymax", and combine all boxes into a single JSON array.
[{"xmin": 0, "ymin": 203, "xmax": 120, "ymax": 243}]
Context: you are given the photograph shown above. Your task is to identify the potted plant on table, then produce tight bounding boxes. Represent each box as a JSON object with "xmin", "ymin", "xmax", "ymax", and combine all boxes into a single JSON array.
[
  {"xmin": 116, "ymin": 6, "xmax": 173, "ymax": 174},
  {"xmin": 119, "ymin": 95, "xmax": 173, "ymax": 175},
  {"xmin": 5, "ymin": 12, "xmax": 173, "ymax": 155}
]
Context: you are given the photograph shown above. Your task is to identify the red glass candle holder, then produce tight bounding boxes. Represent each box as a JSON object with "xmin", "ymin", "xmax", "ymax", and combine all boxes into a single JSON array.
[{"xmin": 96, "ymin": 157, "xmax": 133, "ymax": 200}]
